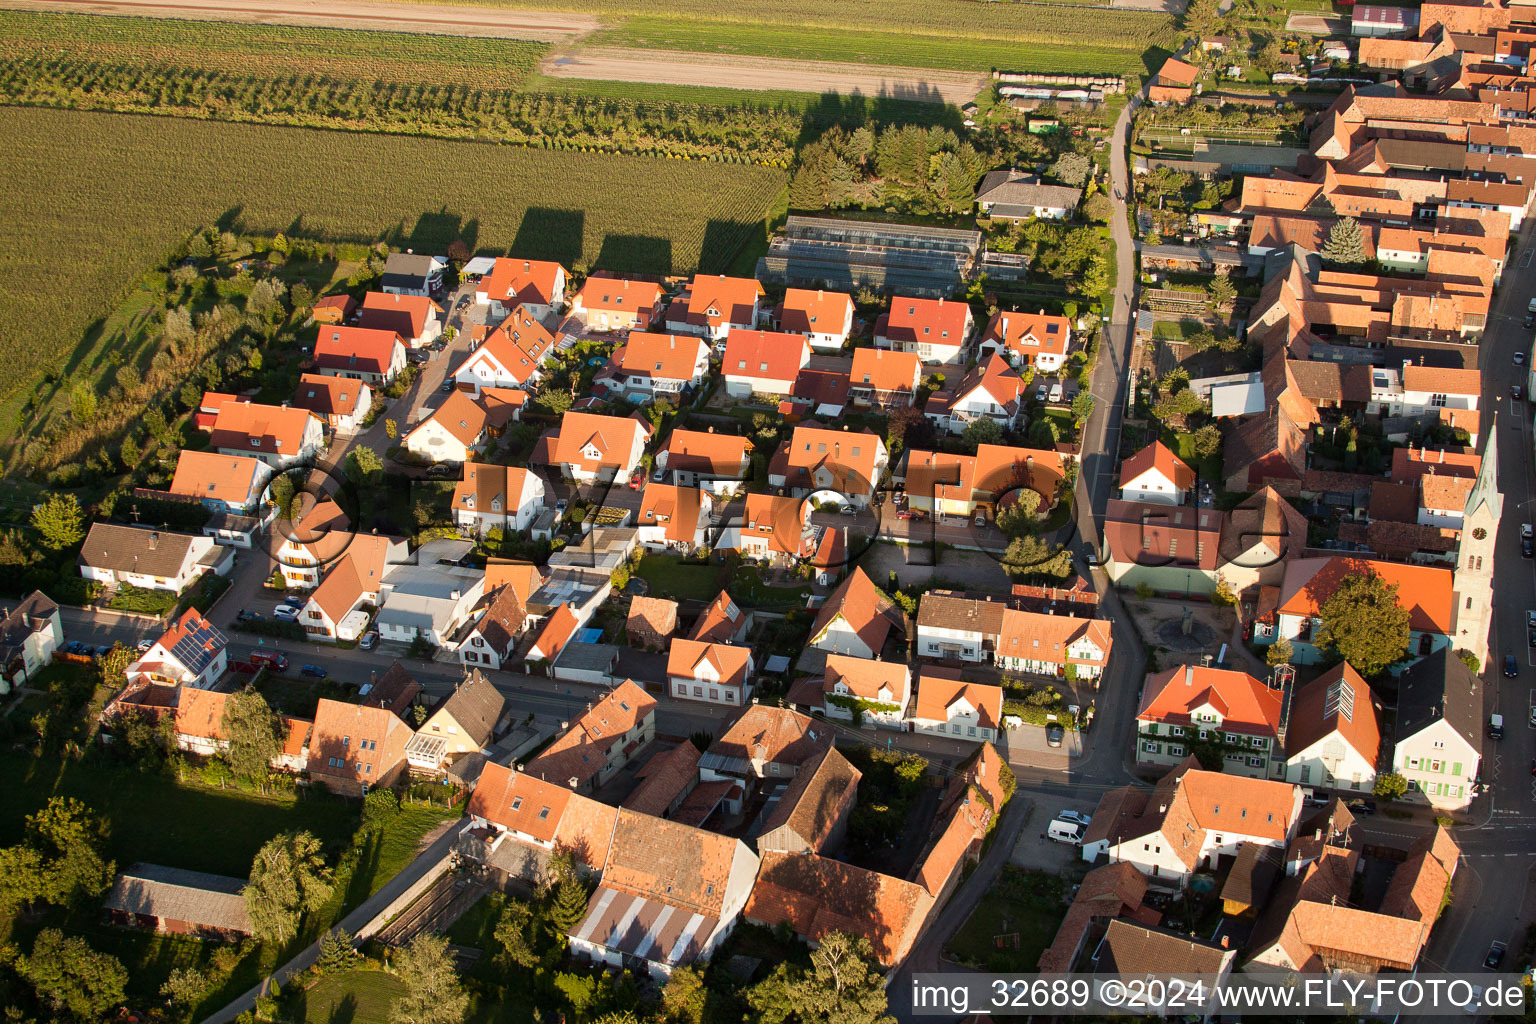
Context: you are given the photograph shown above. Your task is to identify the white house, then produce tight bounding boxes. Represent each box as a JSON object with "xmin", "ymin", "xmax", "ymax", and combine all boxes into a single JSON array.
[
  {"xmin": 656, "ymin": 428, "xmax": 752, "ymax": 495},
  {"xmin": 292, "ymin": 374, "xmax": 372, "ymax": 436},
  {"xmin": 914, "ymin": 591, "xmax": 1005, "ymax": 663},
  {"xmin": 976, "ymin": 310, "xmax": 1072, "ymax": 372},
  {"xmin": 664, "ymin": 275, "xmax": 764, "ymax": 341},
  {"xmin": 667, "ymin": 638, "xmax": 755, "ymax": 706},
  {"xmin": 910, "ymin": 670, "xmax": 1003, "ymax": 744},
  {"xmin": 477, "ymin": 258, "xmax": 568, "ymax": 322},
  {"xmin": 452, "ymin": 463, "xmax": 546, "ymax": 536},
  {"xmin": 771, "ymin": 425, "xmax": 889, "ymax": 507},
  {"xmin": 452, "ymin": 584, "xmax": 525, "ymax": 672},
  {"xmin": 1390, "ymin": 648, "xmax": 1481, "ymax": 810},
  {"xmin": 722, "ymin": 330, "xmax": 811, "ymax": 399},
  {"xmin": 807, "ymin": 567, "xmax": 903, "ymax": 659},
  {"xmin": 874, "ymin": 296, "xmax": 974, "ymax": 365},
  {"xmin": 380, "ymin": 252, "xmax": 446, "ymax": 296},
  {"xmin": 1282, "ymin": 662, "xmax": 1381, "ymax": 792},
  {"xmin": 0, "ymin": 591, "xmax": 63, "ymax": 693},
  {"xmin": 777, "ymin": 289, "xmax": 855, "ymax": 351},
  {"xmin": 599, "ymin": 332, "xmax": 710, "ymax": 398},
  {"xmin": 314, "ymin": 325, "xmax": 408, "ymax": 386},
  {"xmin": 168, "ymin": 450, "xmax": 273, "ymax": 516},
  {"xmin": 454, "ymin": 306, "xmax": 557, "ymax": 396},
  {"xmin": 1080, "ymin": 760, "xmax": 1303, "ymax": 888},
  {"xmin": 571, "ymin": 276, "xmax": 663, "ymax": 332},
  {"xmin": 727, "ymin": 493, "xmax": 811, "ymax": 566},
  {"xmin": 923, "ymin": 354, "xmax": 1027, "ymax": 436},
  {"xmin": 820, "ymin": 654, "xmax": 910, "ymax": 729},
  {"xmin": 1118, "ymin": 441, "xmax": 1195, "ymax": 506},
  {"xmin": 276, "ymin": 506, "xmax": 409, "ymax": 590},
  {"xmin": 1135, "ymin": 664, "xmax": 1285, "ymax": 779},
  {"xmin": 126, "ymin": 608, "xmax": 228, "ymax": 690},
  {"xmin": 404, "ymin": 390, "xmax": 489, "ymax": 464},
  {"xmin": 540, "ymin": 411, "xmax": 649, "ymax": 484},
  {"xmin": 636, "ymin": 484, "xmax": 713, "ymax": 553},
  {"xmin": 79, "ymin": 523, "xmax": 231, "ymax": 593},
  {"xmin": 358, "ymin": 292, "xmax": 442, "ymax": 349},
  {"xmin": 995, "ymin": 608, "xmax": 1113, "ymax": 681},
  {"xmin": 209, "ymin": 402, "xmax": 325, "ymax": 470},
  {"xmin": 376, "ymin": 563, "xmax": 487, "ymax": 646}
]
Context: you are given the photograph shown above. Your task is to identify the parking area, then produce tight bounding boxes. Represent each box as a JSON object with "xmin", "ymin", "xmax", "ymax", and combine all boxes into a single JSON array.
[
  {"xmin": 1010, "ymin": 795, "xmax": 1099, "ymax": 873},
  {"xmin": 1006, "ymin": 722, "xmax": 1082, "ymax": 769}
]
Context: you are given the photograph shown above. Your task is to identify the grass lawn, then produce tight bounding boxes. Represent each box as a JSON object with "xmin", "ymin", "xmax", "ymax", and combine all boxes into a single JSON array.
[
  {"xmin": 634, "ymin": 554, "xmax": 725, "ymax": 602},
  {"xmin": 0, "ymin": 750, "xmax": 359, "ymax": 878},
  {"xmin": 1169, "ymin": 430, "xmax": 1221, "ymax": 484},
  {"xmin": 446, "ymin": 892, "xmax": 504, "ymax": 948},
  {"xmin": 944, "ymin": 867, "xmax": 1068, "ymax": 972},
  {"xmin": 291, "ymin": 968, "xmax": 408, "ymax": 1024},
  {"xmin": 730, "ymin": 567, "xmax": 811, "ymax": 611}
]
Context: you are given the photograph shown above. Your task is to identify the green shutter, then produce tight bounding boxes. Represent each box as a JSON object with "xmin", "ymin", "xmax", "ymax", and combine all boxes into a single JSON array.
[
  {"xmin": 1147, "ymin": 723, "xmax": 1158, "ymax": 736},
  {"xmin": 1451, "ymin": 762, "xmax": 1462, "ymax": 777}
]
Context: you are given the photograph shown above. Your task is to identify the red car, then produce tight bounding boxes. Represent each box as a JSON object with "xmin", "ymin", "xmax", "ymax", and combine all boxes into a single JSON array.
[{"xmin": 897, "ymin": 510, "xmax": 924, "ymax": 521}]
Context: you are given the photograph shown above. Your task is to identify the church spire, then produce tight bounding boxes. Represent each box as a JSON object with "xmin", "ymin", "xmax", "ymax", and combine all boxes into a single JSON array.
[{"xmin": 1464, "ymin": 413, "xmax": 1501, "ymax": 521}]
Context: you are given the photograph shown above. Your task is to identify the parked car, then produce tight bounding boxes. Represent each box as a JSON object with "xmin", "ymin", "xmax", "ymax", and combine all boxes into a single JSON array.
[
  {"xmin": 555, "ymin": 498, "xmax": 569, "ymax": 516},
  {"xmin": 973, "ymin": 513, "xmax": 986, "ymax": 528},
  {"xmin": 897, "ymin": 510, "xmax": 924, "ymax": 521},
  {"xmin": 1035, "ymin": 384, "xmax": 1048, "ymax": 402},
  {"xmin": 1485, "ymin": 941, "xmax": 1507, "ymax": 970},
  {"xmin": 441, "ymin": 380, "xmax": 454, "ymax": 392},
  {"xmin": 237, "ymin": 609, "xmax": 264, "ymax": 622},
  {"xmin": 1505, "ymin": 654, "xmax": 1520, "ymax": 678},
  {"xmin": 273, "ymin": 604, "xmax": 302, "ymax": 622},
  {"xmin": 1057, "ymin": 810, "xmax": 1092, "ymax": 826},
  {"xmin": 1345, "ymin": 798, "xmax": 1376, "ymax": 816},
  {"xmin": 838, "ymin": 504, "xmax": 857, "ymax": 516},
  {"xmin": 1489, "ymin": 713, "xmax": 1506, "ymax": 739},
  {"xmin": 250, "ymin": 651, "xmax": 289, "ymax": 672},
  {"xmin": 1045, "ymin": 723, "xmax": 1065, "ymax": 747},
  {"xmin": 1517, "ymin": 351, "xmax": 1527, "ymax": 366},
  {"xmin": 301, "ymin": 664, "xmax": 328, "ymax": 679},
  {"xmin": 425, "ymin": 463, "xmax": 456, "ymax": 478},
  {"xmin": 359, "ymin": 630, "xmax": 378, "ymax": 651},
  {"xmin": 136, "ymin": 638, "xmax": 154, "ymax": 653},
  {"xmin": 65, "ymin": 641, "xmax": 87, "ymax": 655},
  {"xmin": 1524, "ymin": 533, "xmax": 1534, "ymax": 559},
  {"xmin": 1515, "ymin": 385, "xmax": 1525, "ymax": 402}
]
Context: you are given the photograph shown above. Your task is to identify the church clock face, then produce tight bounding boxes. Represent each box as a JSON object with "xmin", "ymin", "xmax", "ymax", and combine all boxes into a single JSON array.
[{"xmin": 1473, "ymin": 528, "xmax": 1487, "ymax": 540}]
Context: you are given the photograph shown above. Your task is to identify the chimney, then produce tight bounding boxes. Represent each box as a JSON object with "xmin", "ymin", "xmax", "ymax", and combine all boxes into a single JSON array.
[
  {"xmin": 1220, "ymin": 935, "xmax": 1230, "ymax": 949},
  {"xmin": 148, "ymin": 532, "xmax": 159, "ymax": 550},
  {"xmin": 568, "ymin": 776, "xmax": 579, "ymax": 789},
  {"xmin": 1185, "ymin": 665, "xmax": 1194, "ymax": 686}
]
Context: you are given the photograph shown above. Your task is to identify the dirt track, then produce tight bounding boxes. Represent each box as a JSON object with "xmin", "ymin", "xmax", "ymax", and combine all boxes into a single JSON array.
[
  {"xmin": 2, "ymin": 0, "xmax": 598, "ymax": 40},
  {"xmin": 542, "ymin": 47, "xmax": 989, "ymax": 105}
]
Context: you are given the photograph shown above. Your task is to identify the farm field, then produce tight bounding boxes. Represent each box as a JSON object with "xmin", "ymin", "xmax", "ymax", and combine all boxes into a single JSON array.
[
  {"xmin": 541, "ymin": 47, "xmax": 991, "ymax": 105},
  {"xmin": 0, "ymin": 106, "xmax": 786, "ymax": 409},
  {"xmin": 0, "ymin": 10, "xmax": 549, "ymax": 87},
  {"xmin": 582, "ymin": 15, "xmax": 1167, "ymax": 75}
]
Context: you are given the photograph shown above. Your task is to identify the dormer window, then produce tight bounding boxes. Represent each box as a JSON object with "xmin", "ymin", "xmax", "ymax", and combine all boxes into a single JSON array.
[
  {"xmin": 464, "ymin": 495, "xmax": 475, "ymax": 509},
  {"xmin": 250, "ymin": 438, "xmax": 261, "ymax": 448}
]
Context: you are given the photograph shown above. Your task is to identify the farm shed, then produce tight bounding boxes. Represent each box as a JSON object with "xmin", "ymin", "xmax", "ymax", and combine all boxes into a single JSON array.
[{"xmin": 102, "ymin": 863, "xmax": 253, "ymax": 940}]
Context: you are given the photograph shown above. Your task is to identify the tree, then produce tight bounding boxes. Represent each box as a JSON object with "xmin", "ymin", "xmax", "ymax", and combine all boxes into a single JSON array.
[
  {"xmin": 362, "ymin": 789, "xmax": 401, "ymax": 833},
  {"xmin": 221, "ymin": 690, "xmax": 283, "ymax": 782},
  {"xmin": 1189, "ymin": 423, "xmax": 1222, "ymax": 461},
  {"xmin": 1456, "ymin": 649, "xmax": 1481, "ymax": 675},
  {"xmin": 1001, "ymin": 535, "xmax": 1072, "ymax": 580},
  {"xmin": 1084, "ymin": 192, "xmax": 1114, "ymax": 224},
  {"xmin": 0, "ymin": 798, "xmax": 114, "ymax": 912},
  {"xmin": 611, "ymin": 563, "xmax": 631, "ymax": 591},
  {"xmin": 161, "ymin": 966, "xmax": 209, "ymax": 1006},
  {"xmin": 31, "ymin": 493, "xmax": 85, "ymax": 550},
  {"xmin": 1321, "ymin": 216, "xmax": 1368, "ymax": 267},
  {"xmin": 1050, "ymin": 152, "xmax": 1092, "ymax": 188},
  {"xmin": 412, "ymin": 500, "xmax": 436, "ymax": 529},
  {"xmin": 270, "ymin": 472, "xmax": 296, "ymax": 517},
  {"xmin": 1209, "ymin": 275, "xmax": 1237, "ymax": 309},
  {"xmin": 389, "ymin": 932, "xmax": 469, "ymax": 1024},
  {"xmin": 290, "ymin": 282, "xmax": 315, "ymax": 315},
  {"xmin": 318, "ymin": 930, "xmax": 362, "ymax": 974},
  {"xmin": 995, "ymin": 492, "xmax": 1041, "ymax": 539},
  {"xmin": 18, "ymin": 929, "xmax": 127, "ymax": 1020},
  {"xmin": 118, "ymin": 434, "xmax": 142, "ymax": 471},
  {"xmin": 1374, "ymin": 771, "xmax": 1409, "ymax": 801},
  {"xmin": 961, "ymin": 417, "xmax": 1003, "ymax": 450},
  {"xmin": 536, "ymin": 381, "xmax": 575, "ymax": 417},
  {"xmin": 1027, "ymin": 417, "xmax": 1060, "ymax": 449},
  {"xmin": 346, "ymin": 446, "xmax": 384, "ymax": 486},
  {"xmin": 547, "ymin": 874, "xmax": 590, "ymax": 935},
  {"xmin": 661, "ymin": 965, "xmax": 707, "ymax": 1024},
  {"xmin": 1313, "ymin": 570, "xmax": 1411, "ymax": 676},
  {"xmin": 1265, "ymin": 637, "xmax": 1294, "ymax": 667},
  {"xmin": 493, "ymin": 897, "xmax": 542, "ymax": 971},
  {"xmin": 746, "ymin": 931, "xmax": 893, "ymax": 1024},
  {"xmin": 1070, "ymin": 389, "xmax": 1094, "ymax": 426},
  {"xmin": 243, "ymin": 831, "xmax": 334, "ymax": 942},
  {"xmin": 385, "ymin": 418, "xmax": 399, "ymax": 440}
]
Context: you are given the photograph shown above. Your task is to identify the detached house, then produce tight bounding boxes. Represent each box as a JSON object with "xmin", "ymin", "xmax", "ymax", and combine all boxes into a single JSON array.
[
  {"xmin": 848, "ymin": 348, "xmax": 922, "ymax": 409},
  {"xmin": 404, "ymin": 390, "xmax": 489, "ymax": 464},
  {"xmin": 0, "ymin": 592, "xmax": 61, "ymax": 693},
  {"xmin": 308, "ymin": 696, "xmax": 415, "ymax": 796},
  {"xmin": 1082, "ymin": 758, "xmax": 1303, "ymax": 887},
  {"xmin": 314, "ymin": 325, "xmax": 407, "ymax": 386},
  {"xmin": 380, "ymin": 252, "xmax": 445, "ymax": 296},
  {"xmin": 1282, "ymin": 662, "xmax": 1381, "ymax": 792},
  {"xmin": 664, "ymin": 274, "xmax": 765, "ymax": 340},
  {"xmin": 278, "ymin": 504, "xmax": 408, "ymax": 590},
  {"xmin": 568, "ymin": 809, "xmax": 760, "ymax": 981},
  {"xmin": 298, "ymin": 540, "xmax": 400, "ymax": 643},
  {"xmin": 729, "ymin": 493, "xmax": 812, "ymax": 566},
  {"xmin": 79, "ymin": 524, "xmax": 230, "ymax": 593},
  {"xmin": 376, "ymin": 562, "xmax": 486, "ymax": 647},
  {"xmin": 770, "ymin": 425, "xmax": 889, "ymax": 506},
  {"xmin": 463, "ymin": 765, "xmax": 621, "ymax": 882},
  {"xmin": 977, "ymin": 310, "xmax": 1071, "ymax": 371},
  {"xmin": 169, "ymin": 451, "xmax": 272, "ymax": 516},
  {"xmin": 452, "ymin": 584, "xmax": 526, "ymax": 671},
  {"xmin": 776, "ymin": 288, "xmax": 854, "ymax": 350},
  {"xmin": 807, "ymin": 567, "xmax": 903, "ymax": 659},
  {"xmin": 1391, "ymin": 648, "xmax": 1481, "ymax": 809},
  {"xmin": 1136, "ymin": 664, "xmax": 1286, "ymax": 779},
  {"xmin": 601, "ymin": 332, "xmax": 710, "ymax": 399},
  {"xmin": 701, "ymin": 705, "xmax": 833, "ymax": 811},
  {"xmin": 817, "ymin": 654, "xmax": 911, "ymax": 729},
  {"xmin": 1266, "ymin": 557, "xmax": 1454, "ymax": 666},
  {"xmin": 209, "ymin": 402, "xmax": 324, "ymax": 470},
  {"xmin": 637, "ymin": 483, "xmax": 713, "ymax": 553},
  {"xmin": 924, "ymin": 354, "xmax": 1027, "ymax": 436},
  {"xmin": 690, "ymin": 590, "xmax": 749, "ymax": 645},
  {"xmin": 996, "ymin": 607, "xmax": 1113, "ymax": 681},
  {"xmin": 571, "ymin": 275, "xmax": 663, "ymax": 332},
  {"xmin": 1118, "ymin": 442, "xmax": 1196, "ymax": 506},
  {"xmin": 358, "ymin": 291, "xmax": 441, "ymax": 348},
  {"xmin": 656, "ymin": 428, "xmax": 751, "ymax": 495},
  {"xmin": 722, "ymin": 330, "xmax": 811, "ymax": 399},
  {"xmin": 292, "ymin": 374, "xmax": 371, "ymax": 436},
  {"xmin": 125, "ymin": 608, "xmax": 228, "ymax": 690},
  {"xmin": 454, "ymin": 306, "xmax": 557, "ymax": 395},
  {"xmin": 539, "ymin": 411, "xmax": 649, "ymax": 483},
  {"xmin": 452, "ymin": 463, "xmax": 546, "ymax": 536},
  {"xmin": 975, "ymin": 171, "xmax": 1083, "ymax": 220},
  {"xmin": 668, "ymin": 638, "xmax": 756, "ymax": 706},
  {"xmin": 477, "ymin": 257, "xmax": 568, "ymax": 321},
  {"xmin": 915, "ymin": 590, "xmax": 1006, "ymax": 663},
  {"xmin": 526, "ymin": 680, "xmax": 656, "ymax": 792},
  {"xmin": 911, "ymin": 669, "xmax": 1004, "ymax": 744},
  {"xmin": 874, "ymin": 296, "xmax": 973, "ymax": 364},
  {"xmin": 626, "ymin": 596, "xmax": 678, "ymax": 652},
  {"xmin": 405, "ymin": 669, "xmax": 506, "ymax": 774}
]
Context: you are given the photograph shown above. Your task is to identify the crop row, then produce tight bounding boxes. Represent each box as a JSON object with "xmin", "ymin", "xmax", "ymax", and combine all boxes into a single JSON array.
[
  {"xmin": 0, "ymin": 107, "xmax": 787, "ymax": 407},
  {"xmin": 0, "ymin": 11, "xmax": 547, "ymax": 89},
  {"xmin": 588, "ymin": 16, "xmax": 1168, "ymax": 74}
]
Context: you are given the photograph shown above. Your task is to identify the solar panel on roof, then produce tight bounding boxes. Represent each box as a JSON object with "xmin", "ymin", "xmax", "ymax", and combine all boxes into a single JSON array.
[{"xmin": 168, "ymin": 617, "xmax": 228, "ymax": 675}]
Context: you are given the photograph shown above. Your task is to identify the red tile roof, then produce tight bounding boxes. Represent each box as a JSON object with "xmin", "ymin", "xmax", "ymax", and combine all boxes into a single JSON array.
[
  {"xmin": 1277, "ymin": 556, "xmax": 1454, "ymax": 635},
  {"xmin": 480, "ymin": 258, "xmax": 566, "ymax": 309},
  {"xmin": 783, "ymin": 425, "xmax": 885, "ymax": 494},
  {"xmin": 209, "ymin": 401, "xmax": 318, "ymax": 457},
  {"xmin": 469, "ymin": 305, "xmax": 557, "ymax": 386},
  {"xmin": 779, "ymin": 288, "xmax": 853, "ymax": 337},
  {"xmin": 358, "ymin": 291, "xmax": 439, "ymax": 340},
  {"xmin": 680, "ymin": 274, "xmax": 763, "ymax": 331},
  {"xmin": 617, "ymin": 332, "xmax": 707, "ymax": 383},
  {"xmin": 689, "ymin": 590, "xmax": 745, "ymax": 644},
  {"xmin": 982, "ymin": 310, "xmax": 1070, "ymax": 359},
  {"xmin": 667, "ymin": 638, "xmax": 752, "ymax": 689},
  {"xmin": 293, "ymin": 373, "xmax": 367, "ymax": 419},
  {"xmin": 527, "ymin": 680, "xmax": 656, "ymax": 789},
  {"xmin": 314, "ymin": 325, "xmax": 403, "ymax": 378},
  {"xmin": 169, "ymin": 451, "xmax": 266, "ymax": 507},
  {"xmin": 1138, "ymin": 664, "xmax": 1285, "ymax": 738},
  {"xmin": 1104, "ymin": 500, "xmax": 1225, "ymax": 571},
  {"xmin": 1285, "ymin": 662, "xmax": 1381, "ymax": 770},
  {"xmin": 308, "ymin": 698, "xmax": 414, "ymax": 787},
  {"xmin": 573, "ymin": 276, "xmax": 662, "ymax": 322},
  {"xmin": 638, "ymin": 483, "xmax": 707, "ymax": 545},
  {"xmin": 662, "ymin": 428, "xmax": 752, "ymax": 479},
  {"xmin": 809, "ymin": 567, "xmax": 902, "ymax": 654},
  {"xmin": 528, "ymin": 604, "xmax": 580, "ymax": 662},
  {"xmin": 745, "ymin": 850, "xmax": 933, "ymax": 965},
  {"xmin": 850, "ymin": 347, "xmax": 921, "ymax": 395},
  {"xmin": 547, "ymin": 411, "xmax": 647, "ymax": 475},
  {"xmin": 723, "ymin": 330, "xmax": 811, "ymax": 385},
  {"xmin": 710, "ymin": 705, "xmax": 831, "ymax": 768},
  {"xmin": 914, "ymin": 669, "xmax": 1004, "ymax": 730},
  {"xmin": 1120, "ymin": 441, "xmax": 1195, "ymax": 493},
  {"xmin": 877, "ymin": 296, "xmax": 970, "ymax": 347},
  {"xmin": 174, "ymin": 687, "xmax": 229, "ymax": 743}
]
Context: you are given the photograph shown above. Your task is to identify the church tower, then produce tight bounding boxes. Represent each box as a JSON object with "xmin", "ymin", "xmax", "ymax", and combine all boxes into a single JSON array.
[{"xmin": 1452, "ymin": 419, "xmax": 1500, "ymax": 667}]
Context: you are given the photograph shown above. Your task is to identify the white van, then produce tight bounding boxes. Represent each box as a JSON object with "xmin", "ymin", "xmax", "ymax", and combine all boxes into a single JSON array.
[
  {"xmin": 1048, "ymin": 382, "xmax": 1064, "ymax": 403},
  {"xmin": 1047, "ymin": 819, "xmax": 1085, "ymax": 845}
]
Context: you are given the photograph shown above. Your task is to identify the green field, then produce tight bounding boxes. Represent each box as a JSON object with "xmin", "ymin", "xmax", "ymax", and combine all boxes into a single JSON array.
[
  {"xmin": 0, "ymin": 106, "xmax": 786, "ymax": 405},
  {"xmin": 0, "ymin": 11, "xmax": 547, "ymax": 88},
  {"xmin": 585, "ymin": 13, "xmax": 1167, "ymax": 74},
  {"xmin": 292, "ymin": 970, "xmax": 408, "ymax": 1024}
]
